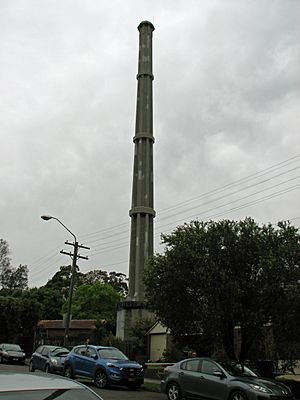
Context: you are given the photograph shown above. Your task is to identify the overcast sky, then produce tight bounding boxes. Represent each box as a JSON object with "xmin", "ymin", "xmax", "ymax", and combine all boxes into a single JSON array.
[{"xmin": 1, "ymin": 0, "xmax": 299, "ymax": 288}]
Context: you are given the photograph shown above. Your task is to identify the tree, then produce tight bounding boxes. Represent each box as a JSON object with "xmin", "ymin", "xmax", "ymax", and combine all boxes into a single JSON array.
[
  {"xmin": 64, "ymin": 282, "xmax": 121, "ymax": 321},
  {"xmin": 23, "ymin": 287, "xmax": 64, "ymax": 320},
  {"xmin": 82, "ymin": 270, "xmax": 128, "ymax": 297},
  {"xmin": 44, "ymin": 265, "xmax": 84, "ymax": 299},
  {"xmin": 144, "ymin": 218, "xmax": 300, "ymax": 362},
  {"xmin": 0, "ymin": 239, "xmax": 11, "ymax": 288},
  {"xmin": 1, "ymin": 264, "xmax": 28, "ymax": 292}
]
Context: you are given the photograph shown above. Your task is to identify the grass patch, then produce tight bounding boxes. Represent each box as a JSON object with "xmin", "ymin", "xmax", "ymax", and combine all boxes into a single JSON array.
[{"xmin": 142, "ymin": 381, "xmax": 161, "ymax": 392}]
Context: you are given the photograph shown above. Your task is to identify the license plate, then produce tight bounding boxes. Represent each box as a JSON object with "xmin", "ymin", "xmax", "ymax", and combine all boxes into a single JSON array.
[{"xmin": 128, "ymin": 378, "xmax": 136, "ymax": 382}]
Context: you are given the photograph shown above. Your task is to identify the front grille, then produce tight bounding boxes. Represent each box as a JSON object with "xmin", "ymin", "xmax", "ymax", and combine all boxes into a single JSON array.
[{"xmin": 122, "ymin": 368, "xmax": 143, "ymax": 378}]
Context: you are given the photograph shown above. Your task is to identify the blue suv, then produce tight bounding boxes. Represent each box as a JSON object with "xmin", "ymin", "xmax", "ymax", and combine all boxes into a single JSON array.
[{"xmin": 64, "ymin": 345, "xmax": 144, "ymax": 389}]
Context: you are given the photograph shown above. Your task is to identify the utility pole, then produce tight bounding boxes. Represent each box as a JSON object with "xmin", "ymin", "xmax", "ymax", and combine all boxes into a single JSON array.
[
  {"xmin": 40, "ymin": 215, "xmax": 90, "ymax": 348},
  {"xmin": 60, "ymin": 240, "xmax": 90, "ymax": 347}
]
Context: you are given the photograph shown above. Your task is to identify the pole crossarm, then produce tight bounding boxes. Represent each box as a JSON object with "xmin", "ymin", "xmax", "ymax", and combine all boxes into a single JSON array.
[{"xmin": 60, "ymin": 250, "xmax": 89, "ymax": 260}]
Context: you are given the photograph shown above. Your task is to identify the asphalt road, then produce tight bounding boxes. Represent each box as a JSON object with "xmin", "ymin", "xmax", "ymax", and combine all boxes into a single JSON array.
[{"xmin": 0, "ymin": 362, "xmax": 166, "ymax": 400}]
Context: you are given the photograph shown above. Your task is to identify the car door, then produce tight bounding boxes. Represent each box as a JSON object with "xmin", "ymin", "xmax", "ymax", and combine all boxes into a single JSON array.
[
  {"xmin": 198, "ymin": 359, "xmax": 228, "ymax": 400},
  {"xmin": 178, "ymin": 359, "xmax": 203, "ymax": 399},
  {"xmin": 71, "ymin": 346, "xmax": 87, "ymax": 375},
  {"xmin": 39, "ymin": 346, "xmax": 50, "ymax": 371},
  {"xmin": 83, "ymin": 346, "xmax": 98, "ymax": 376}
]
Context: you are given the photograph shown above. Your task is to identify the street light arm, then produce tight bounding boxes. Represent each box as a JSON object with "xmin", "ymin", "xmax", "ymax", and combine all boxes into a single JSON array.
[{"xmin": 40, "ymin": 215, "xmax": 77, "ymax": 242}]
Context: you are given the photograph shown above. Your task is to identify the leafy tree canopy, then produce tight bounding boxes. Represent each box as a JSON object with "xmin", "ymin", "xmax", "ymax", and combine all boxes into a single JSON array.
[
  {"xmin": 0, "ymin": 239, "xmax": 28, "ymax": 292},
  {"xmin": 144, "ymin": 218, "xmax": 300, "ymax": 362},
  {"xmin": 64, "ymin": 282, "xmax": 121, "ymax": 321},
  {"xmin": 44, "ymin": 265, "xmax": 83, "ymax": 299},
  {"xmin": 82, "ymin": 270, "xmax": 128, "ymax": 296},
  {"xmin": 22, "ymin": 287, "xmax": 64, "ymax": 320}
]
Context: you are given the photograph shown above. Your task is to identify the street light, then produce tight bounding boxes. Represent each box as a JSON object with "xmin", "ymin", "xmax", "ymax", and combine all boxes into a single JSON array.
[{"xmin": 41, "ymin": 215, "xmax": 78, "ymax": 347}]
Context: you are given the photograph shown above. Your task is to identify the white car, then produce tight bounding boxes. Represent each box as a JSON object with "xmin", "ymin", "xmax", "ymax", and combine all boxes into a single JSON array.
[{"xmin": 0, "ymin": 371, "xmax": 104, "ymax": 400}]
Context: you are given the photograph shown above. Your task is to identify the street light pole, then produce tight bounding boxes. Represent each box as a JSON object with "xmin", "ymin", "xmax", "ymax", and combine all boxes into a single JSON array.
[{"xmin": 41, "ymin": 215, "xmax": 89, "ymax": 347}]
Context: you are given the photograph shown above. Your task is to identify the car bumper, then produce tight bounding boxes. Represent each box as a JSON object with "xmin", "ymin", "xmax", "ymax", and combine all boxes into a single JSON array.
[
  {"xmin": 108, "ymin": 372, "xmax": 144, "ymax": 386},
  {"xmin": 2, "ymin": 356, "xmax": 25, "ymax": 364}
]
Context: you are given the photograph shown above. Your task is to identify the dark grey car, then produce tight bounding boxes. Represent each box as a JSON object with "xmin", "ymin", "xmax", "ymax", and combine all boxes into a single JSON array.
[
  {"xmin": 161, "ymin": 358, "xmax": 295, "ymax": 400},
  {"xmin": 29, "ymin": 345, "xmax": 69, "ymax": 374},
  {"xmin": 0, "ymin": 343, "xmax": 26, "ymax": 364}
]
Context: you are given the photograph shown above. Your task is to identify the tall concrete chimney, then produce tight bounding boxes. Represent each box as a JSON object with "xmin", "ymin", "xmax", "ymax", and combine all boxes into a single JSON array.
[
  {"xmin": 128, "ymin": 20, "xmax": 155, "ymax": 301},
  {"xmin": 116, "ymin": 21, "xmax": 155, "ymax": 342}
]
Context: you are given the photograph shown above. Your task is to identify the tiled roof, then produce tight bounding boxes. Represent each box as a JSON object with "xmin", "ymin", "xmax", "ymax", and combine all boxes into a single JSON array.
[{"xmin": 37, "ymin": 319, "xmax": 97, "ymax": 330}]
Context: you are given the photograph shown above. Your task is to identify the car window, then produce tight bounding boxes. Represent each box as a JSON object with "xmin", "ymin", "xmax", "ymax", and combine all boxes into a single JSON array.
[
  {"xmin": 3, "ymin": 344, "xmax": 22, "ymax": 351},
  {"xmin": 201, "ymin": 360, "xmax": 221, "ymax": 375},
  {"xmin": 218, "ymin": 361, "xmax": 257, "ymax": 377},
  {"xmin": 86, "ymin": 347, "xmax": 97, "ymax": 358},
  {"xmin": 35, "ymin": 346, "xmax": 43, "ymax": 354},
  {"xmin": 41, "ymin": 347, "xmax": 49, "ymax": 356},
  {"xmin": 52, "ymin": 347, "xmax": 69, "ymax": 356},
  {"xmin": 74, "ymin": 347, "xmax": 87, "ymax": 356},
  {"xmin": 181, "ymin": 359, "xmax": 200, "ymax": 372},
  {"xmin": 98, "ymin": 348, "xmax": 128, "ymax": 360}
]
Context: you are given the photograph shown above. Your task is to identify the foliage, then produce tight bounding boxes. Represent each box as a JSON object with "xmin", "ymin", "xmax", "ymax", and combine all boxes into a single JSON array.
[
  {"xmin": 81, "ymin": 270, "xmax": 128, "ymax": 297},
  {"xmin": 44, "ymin": 265, "xmax": 84, "ymax": 299},
  {"xmin": 128, "ymin": 316, "xmax": 156, "ymax": 356},
  {"xmin": 0, "ymin": 295, "xmax": 40, "ymax": 343},
  {"xmin": 22, "ymin": 287, "xmax": 64, "ymax": 320},
  {"xmin": 64, "ymin": 282, "xmax": 121, "ymax": 321},
  {"xmin": 144, "ymin": 218, "xmax": 300, "ymax": 362},
  {"xmin": 1, "ymin": 264, "xmax": 28, "ymax": 292},
  {"xmin": 98, "ymin": 332, "xmax": 126, "ymax": 351},
  {"xmin": 0, "ymin": 239, "xmax": 11, "ymax": 277},
  {"xmin": 0, "ymin": 240, "xmax": 28, "ymax": 291}
]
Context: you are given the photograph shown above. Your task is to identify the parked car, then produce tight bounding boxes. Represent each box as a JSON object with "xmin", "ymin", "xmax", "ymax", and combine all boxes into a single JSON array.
[
  {"xmin": 161, "ymin": 357, "xmax": 295, "ymax": 400},
  {"xmin": 29, "ymin": 345, "xmax": 69, "ymax": 374},
  {"xmin": 0, "ymin": 343, "xmax": 26, "ymax": 364},
  {"xmin": 64, "ymin": 345, "xmax": 144, "ymax": 389},
  {"xmin": 0, "ymin": 371, "xmax": 104, "ymax": 399}
]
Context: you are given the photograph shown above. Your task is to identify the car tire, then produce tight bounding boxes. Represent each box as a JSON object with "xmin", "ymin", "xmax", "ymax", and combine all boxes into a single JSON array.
[
  {"xmin": 94, "ymin": 369, "xmax": 109, "ymax": 388},
  {"xmin": 29, "ymin": 361, "xmax": 35, "ymax": 372},
  {"xmin": 45, "ymin": 364, "xmax": 50, "ymax": 374},
  {"xmin": 230, "ymin": 390, "xmax": 248, "ymax": 400},
  {"xmin": 64, "ymin": 365, "xmax": 74, "ymax": 379},
  {"xmin": 167, "ymin": 382, "xmax": 182, "ymax": 400}
]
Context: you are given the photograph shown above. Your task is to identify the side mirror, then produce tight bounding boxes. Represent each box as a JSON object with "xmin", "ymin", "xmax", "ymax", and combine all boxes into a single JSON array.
[
  {"xmin": 91, "ymin": 354, "xmax": 98, "ymax": 360},
  {"xmin": 213, "ymin": 371, "xmax": 224, "ymax": 378}
]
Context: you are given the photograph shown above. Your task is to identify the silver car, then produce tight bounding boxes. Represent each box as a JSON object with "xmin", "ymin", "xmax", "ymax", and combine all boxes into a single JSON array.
[
  {"xmin": 0, "ymin": 372, "xmax": 104, "ymax": 399},
  {"xmin": 161, "ymin": 357, "xmax": 294, "ymax": 400}
]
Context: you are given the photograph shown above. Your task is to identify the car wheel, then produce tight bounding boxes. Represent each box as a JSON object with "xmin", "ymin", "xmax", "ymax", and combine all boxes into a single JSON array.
[
  {"xmin": 167, "ymin": 382, "xmax": 182, "ymax": 400},
  {"xmin": 230, "ymin": 390, "xmax": 248, "ymax": 400},
  {"xmin": 45, "ymin": 364, "xmax": 50, "ymax": 374},
  {"xmin": 64, "ymin": 365, "xmax": 74, "ymax": 379},
  {"xmin": 29, "ymin": 361, "xmax": 35, "ymax": 372},
  {"xmin": 94, "ymin": 369, "xmax": 109, "ymax": 388}
]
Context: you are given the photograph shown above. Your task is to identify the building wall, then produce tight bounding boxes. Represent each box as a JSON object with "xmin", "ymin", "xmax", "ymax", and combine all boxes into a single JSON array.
[{"xmin": 150, "ymin": 333, "xmax": 167, "ymax": 362}]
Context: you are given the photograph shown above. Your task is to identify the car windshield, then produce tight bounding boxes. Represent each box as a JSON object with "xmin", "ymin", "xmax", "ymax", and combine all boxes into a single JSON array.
[
  {"xmin": 51, "ymin": 348, "xmax": 69, "ymax": 356},
  {"xmin": 3, "ymin": 344, "xmax": 22, "ymax": 351},
  {"xmin": 218, "ymin": 361, "xmax": 257, "ymax": 377},
  {"xmin": 97, "ymin": 348, "xmax": 128, "ymax": 360},
  {"xmin": 0, "ymin": 388, "xmax": 101, "ymax": 400}
]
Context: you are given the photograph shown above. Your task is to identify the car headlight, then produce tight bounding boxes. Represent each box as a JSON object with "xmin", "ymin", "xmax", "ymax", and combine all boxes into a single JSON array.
[
  {"xmin": 107, "ymin": 362, "xmax": 123, "ymax": 370},
  {"xmin": 50, "ymin": 358, "xmax": 58, "ymax": 365},
  {"xmin": 248, "ymin": 384, "xmax": 272, "ymax": 393}
]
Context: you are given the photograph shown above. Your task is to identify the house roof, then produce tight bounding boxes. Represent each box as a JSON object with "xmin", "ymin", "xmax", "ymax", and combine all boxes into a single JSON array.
[
  {"xmin": 146, "ymin": 321, "xmax": 170, "ymax": 336},
  {"xmin": 37, "ymin": 319, "xmax": 97, "ymax": 330}
]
